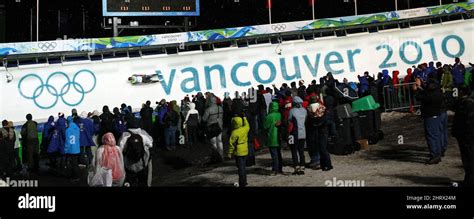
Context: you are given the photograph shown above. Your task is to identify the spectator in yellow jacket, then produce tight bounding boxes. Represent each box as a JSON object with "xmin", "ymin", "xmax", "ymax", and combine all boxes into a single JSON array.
[{"xmin": 228, "ymin": 116, "xmax": 250, "ymax": 187}]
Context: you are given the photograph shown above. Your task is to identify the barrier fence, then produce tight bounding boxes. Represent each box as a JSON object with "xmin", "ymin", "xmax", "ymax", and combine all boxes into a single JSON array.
[{"xmin": 382, "ymin": 82, "xmax": 421, "ymax": 112}]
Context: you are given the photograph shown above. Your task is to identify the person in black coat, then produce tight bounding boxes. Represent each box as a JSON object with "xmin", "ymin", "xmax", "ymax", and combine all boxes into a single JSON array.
[
  {"xmin": 194, "ymin": 92, "xmax": 206, "ymax": 117},
  {"xmin": 436, "ymin": 62, "xmax": 444, "ymax": 83},
  {"xmin": 297, "ymin": 80, "xmax": 307, "ymax": 99},
  {"xmin": 452, "ymin": 86, "xmax": 474, "ymax": 187},
  {"xmin": 306, "ymin": 80, "xmax": 318, "ymax": 95},
  {"xmin": 0, "ymin": 120, "xmax": 15, "ymax": 177},
  {"xmin": 140, "ymin": 101, "xmax": 154, "ymax": 134},
  {"xmin": 257, "ymin": 85, "xmax": 267, "ymax": 132},
  {"xmin": 414, "ymin": 78, "xmax": 444, "ymax": 164},
  {"xmin": 98, "ymin": 106, "xmax": 115, "ymax": 146},
  {"xmin": 222, "ymin": 93, "xmax": 233, "ymax": 130}
]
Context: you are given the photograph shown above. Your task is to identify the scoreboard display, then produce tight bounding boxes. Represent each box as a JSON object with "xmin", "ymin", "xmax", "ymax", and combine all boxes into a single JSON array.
[{"xmin": 102, "ymin": 0, "xmax": 200, "ymax": 16}]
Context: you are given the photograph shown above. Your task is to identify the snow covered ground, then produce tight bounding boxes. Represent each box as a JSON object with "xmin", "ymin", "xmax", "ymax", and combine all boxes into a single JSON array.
[
  {"xmin": 23, "ymin": 111, "xmax": 464, "ymax": 187},
  {"xmin": 153, "ymin": 112, "xmax": 464, "ymax": 187}
]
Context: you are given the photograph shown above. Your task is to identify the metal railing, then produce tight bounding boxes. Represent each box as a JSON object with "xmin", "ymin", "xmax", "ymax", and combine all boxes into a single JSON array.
[{"xmin": 383, "ymin": 82, "xmax": 421, "ymax": 112}]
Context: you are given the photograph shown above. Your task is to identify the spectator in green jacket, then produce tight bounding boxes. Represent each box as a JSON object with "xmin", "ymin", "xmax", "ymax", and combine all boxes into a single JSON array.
[
  {"xmin": 464, "ymin": 68, "xmax": 472, "ymax": 88},
  {"xmin": 228, "ymin": 116, "xmax": 250, "ymax": 187},
  {"xmin": 441, "ymin": 65, "xmax": 453, "ymax": 92},
  {"xmin": 264, "ymin": 101, "xmax": 283, "ymax": 176}
]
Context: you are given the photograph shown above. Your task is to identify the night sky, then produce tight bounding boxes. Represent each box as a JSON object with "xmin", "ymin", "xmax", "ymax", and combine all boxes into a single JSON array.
[{"xmin": 1, "ymin": 0, "xmax": 467, "ymax": 43}]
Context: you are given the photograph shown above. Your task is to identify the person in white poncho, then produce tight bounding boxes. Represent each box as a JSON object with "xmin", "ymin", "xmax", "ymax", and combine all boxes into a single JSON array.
[{"xmin": 118, "ymin": 118, "xmax": 153, "ymax": 187}]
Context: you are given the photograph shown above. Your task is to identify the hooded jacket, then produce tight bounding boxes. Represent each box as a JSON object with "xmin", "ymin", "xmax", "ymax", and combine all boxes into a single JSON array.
[
  {"xmin": 156, "ymin": 103, "xmax": 168, "ymax": 125},
  {"xmin": 404, "ymin": 68, "xmax": 414, "ymax": 83},
  {"xmin": 118, "ymin": 128, "xmax": 153, "ymax": 175},
  {"xmin": 263, "ymin": 92, "xmax": 273, "ymax": 114},
  {"xmin": 441, "ymin": 66, "xmax": 453, "ymax": 91},
  {"xmin": 264, "ymin": 102, "xmax": 282, "ymax": 147},
  {"xmin": 184, "ymin": 102, "xmax": 200, "ymax": 126},
  {"xmin": 202, "ymin": 97, "xmax": 224, "ymax": 128},
  {"xmin": 65, "ymin": 116, "xmax": 81, "ymax": 155},
  {"xmin": 78, "ymin": 114, "xmax": 96, "ymax": 147},
  {"xmin": 279, "ymin": 95, "xmax": 293, "ymax": 109},
  {"xmin": 57, "ymin": 115, "xmax": 67, "ymax": 136},
  {"xmin": 228, "ymin": 116, "xmax": 250, "ymax": 157},
  {"xmin": 47, "ymin": 117, "xmax": 65, "ymax": 154},
  {"xmin": 382, "ymin": 69, "xmax": 392, "ymax": 86},
  {"xmin": 42, "ymin": 116, "xmax": 55, "ymax": 147},
  {"xmin": 281, "ymin": 97, "xmax": 293, "ymax": 130},
  {"xmin": 358, "ymin": 75, "xmax": 369, "ymax": 94},
  {"xmin": 92, "ymin": 133, "xmax": 125, "ymax": 186},
  {"xmin": 392, "ymin": 70, "xmax": 400, "ymax": 86},
  {"xmin": 288, "ymin": 96, "xmax": 308, "ymax": 139}
]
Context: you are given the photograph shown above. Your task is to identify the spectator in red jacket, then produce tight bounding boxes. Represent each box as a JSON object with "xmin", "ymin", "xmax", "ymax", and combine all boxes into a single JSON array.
[
  {"xmin": 392, "ymin": 70, "xmax": 400, "ymax": 86},
  {"xmin": 404, "ymin": 68, "xmax": 414, "ymax": 83}
]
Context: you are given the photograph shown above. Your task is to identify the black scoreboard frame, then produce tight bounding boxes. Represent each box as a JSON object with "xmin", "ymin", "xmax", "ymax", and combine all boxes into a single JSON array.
[{"xmin": 102, "ymin": 0, "xmax": 200, "ymax": 16}]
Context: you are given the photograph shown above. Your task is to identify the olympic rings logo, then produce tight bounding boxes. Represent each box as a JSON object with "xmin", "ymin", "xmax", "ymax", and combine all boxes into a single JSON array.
[
  {"xmin": 37, "ymin": 42, "xmax": 58, "ymax": 51},
  {"xmin": 18, "ymin": 70, "xmax": 97, "ymax": 109},
  {"xmin": 271, "ymin": 24, "xmax": 287, "ymax": 32}
]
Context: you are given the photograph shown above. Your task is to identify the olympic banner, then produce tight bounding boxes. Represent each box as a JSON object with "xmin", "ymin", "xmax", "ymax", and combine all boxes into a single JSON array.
[
  {"xmin": 1, "ymin": 19, "xmax": 473, "ymax": 123},
  {"xmin": 0, "ymin": 2, "xmax": 473, "ymax": 57}
]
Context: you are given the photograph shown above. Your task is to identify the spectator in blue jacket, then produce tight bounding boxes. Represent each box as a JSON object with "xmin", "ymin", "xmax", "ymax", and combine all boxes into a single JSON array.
[
  {"xmin": 452, "ymin": 57, "xmax": 466, "ymax": 88},
  {"xmin": 428, "ymin": 62, "xmax": 436, "ymax": 75},
  {"xmin": 46, "ymin": 116, "xmax": 64, "ymax": 170},
  {"xmin": 382, "ymin": 69, "xmax": 392, "ymax": 86},
  {"xmin": 413, "ymin": 65, "xmax": 423, "ymax": 80},
  {"xmin": 41, "ymin": 116, "xmax": 55, "ymax": 159},
  {"xmin": 113, "ymin": 107, "xmax": 126, "ymax": 141},
  {"xmin": 42, "ymin": 116, "xmax": 55, "ymax": 168},
  {"xmin": 120, "ymin": 103, "xmax": 130, "ymax": 115},
  {"xmin": 56, "ymin": 112, "xmax": 67, "ymax": 168},
  {"xmin": 358, "ymin": 74, "xmax": 369, "ymax": 96},
  {"xmin": 78, "ymin": 112, "xmax": 95, "ymax": 166},
  {"xmin": 421, "ymin": 64, "xmax": 431, "ymax": 82},
  {"xmin": 65, "ymin": 116, "xmax": 81, "ymax": 182},
  {"xmin": 156, "ymin": 99, "xmax": 168, "ymax": 125}
]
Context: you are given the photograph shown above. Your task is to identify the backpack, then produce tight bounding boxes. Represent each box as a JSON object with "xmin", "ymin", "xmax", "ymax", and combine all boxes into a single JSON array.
[
  {"xmin": 186, "ymin": 113, "xmax": 199, "ymax": 127},
  {"xmin": 123, "ymin": 132, "xmax": 145, "ymax": 164}
]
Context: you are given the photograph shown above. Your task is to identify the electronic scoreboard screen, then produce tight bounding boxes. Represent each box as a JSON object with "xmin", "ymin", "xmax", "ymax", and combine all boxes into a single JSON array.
[{"xmin": 102, "ymin": 0, "xmax": 200, "ymax": 16}]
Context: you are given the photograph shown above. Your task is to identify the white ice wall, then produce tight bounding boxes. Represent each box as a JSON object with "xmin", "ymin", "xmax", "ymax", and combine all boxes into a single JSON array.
[{"xmin": 1, "ymin": 19, "xmax": 473, "ymax": 124}]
